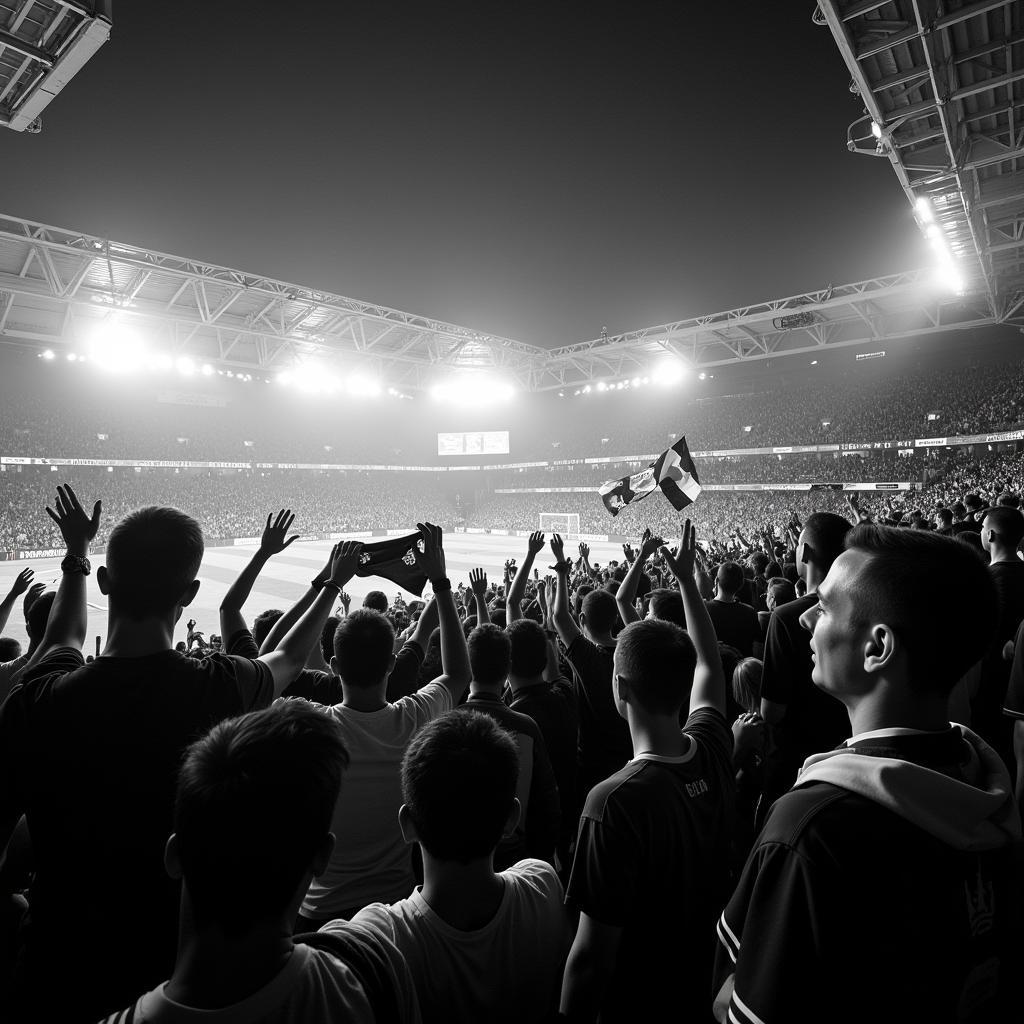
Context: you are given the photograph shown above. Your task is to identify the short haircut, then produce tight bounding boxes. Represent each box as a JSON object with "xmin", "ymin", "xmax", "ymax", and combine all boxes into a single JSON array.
[
  {"xmin": 843, "ymin": 524, "xmax": 998, "ymax": 695},
  {"xmin": 174, "ymin": 700, "xmax": 348, "ymax": 932},
  {"xmin": 732, "ymin": 657, "xmax": 763, "ymax": 713},
  {"xmin": 782, "ymin": 562, "xmax": 799, "ymax": 583},
  {"xmin": 581, "ymin": 588, "xmax": 618, "ymax": 634},
  {"xmin": 507, "ymin": 618, "xmax": 547, "ymax": 678},
  {"xmin": 936, "ymin": 508, "xmax": 953, "ymax": 525},
  {"xmin": 320, "ymin": 614, "xmax": 341, "ymax": 665},
  {"xmin": 252, "ymin": 608, "xmax": 284, "ymax": 648},
  {"xmin": 983, "ymin": 507, "xmax": 1024, "ymax": 550},
  {"xmin": 468, "ymin": 624, "xmax": 511, "ymax": 687},
  {"xmin": 965, "ymin": 493, "xmax": 983, "ymax": 510},
  {"xmin": 717, "ymin": 561, "xmax": 744, "ymax": 596},
  {"xmin": 105, "ymin": 506, "xmax": 205, "ymax": 619},
  {"xmin": 489, "ymin": 607, "xmax": 508, "ymax": 629},
  {"xmin": 332, "ymin": 609, "xmax": 395, "ymax": 687},
  {"xmin": 648, "ymin": 587, "xmax": 686, "ymax": 629},
  {"xmin": 764, "ymin": 561, "xmax": 782, "ymax": 580},
  {"xmin": 0, "ymin": 637, "xmax": 21, "ymax": 662},
  {"xmin": 572, "ymin": 584, "xmax": 594, "ymax": 617},
  {"xmin": 615, "ymin": 619, "xmax": 697, "ymax": 715},
  {"xmin": 802, "ymin": 512, "xmax": 853, "ymax": 573},
  {"xmin": 363, "ymin": 590, "xmax": 388, "ymax": 613},
  {"xmin": 25, "ymin": 590, "xmax": 55, "ymax": 642},
  {"xmin": 402, "ymin": 710, "xmax": 518, "ymax": 863},
  {"xmin": 951, "ymin": 501, "xmax": 967, "ymax": 519},
  {"xmin": 749, "ymin": 551, "xmax": 769, "ymax": 575},
  {"xmin": 768, "ymin": 577, "xmax": 796, "ymax": 607},
  {"xmin": 997, "ymin": 493, "xmax": 1020, "ymax": 509}
]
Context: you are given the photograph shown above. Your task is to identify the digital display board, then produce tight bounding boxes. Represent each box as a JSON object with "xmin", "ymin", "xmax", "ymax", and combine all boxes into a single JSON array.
[{"xmin": 437, "ymin": 431, "xmax": 510, "ymax": 456}]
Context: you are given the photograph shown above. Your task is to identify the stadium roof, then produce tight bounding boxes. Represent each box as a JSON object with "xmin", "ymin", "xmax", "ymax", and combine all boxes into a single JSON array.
[
  {"xmin": 817, "ymin": 0, "xmax": 1024, "ymax": 318},
  {"xmin": 0, "ymin": 0, "xmax": 110, "ymax": 132},
  {"xmin": 0, "ymin": 212, "xmax": 1004, "ymax": 392}
]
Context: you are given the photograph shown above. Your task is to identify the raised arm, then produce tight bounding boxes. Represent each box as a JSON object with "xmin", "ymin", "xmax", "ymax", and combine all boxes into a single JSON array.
[
  {"xmin": 536, "ymin": 576, "xmax": 561, "ymax": 681},
  {"xmin": 468, "ymin": 568, "xmax": 491, "ymax": 625},
  {"xmin": 0, "ymin": 569, "xmax": 34, "ymax": 639},
  {"xmin": 660, "ymin": 520, "xmax": 726, "ymax": 716},
  {"xmin": 507, "ymin": 531, "xmax": 545, "ymax": 624},
  {"xmin": 25, "ymin": 485, "xmax": 101, "ymax": 670},
  {"xmin": 415, "ymin": 522, "xmax": 471, "ymax": 702},
  {"xmin": 220, "ymin": 509, "xmax": 299, "ymax": 643},
  {"xmin": 259, "ymin": 542, "xmax": 362, "ymax": 698},
  {"xmin": 549, "ymin": 534, "xmax": 582, "ymax": 648},
  {"xmin": 616, "ymin": 528, "xmax": 661, "ymax": 627},
  {"xmin": 578, "ymin": 542, "xmax": 599, "ymax": 581},
  {"xmin": 258, "ymin": 544, "xmax": 333, "ymax": 655}
]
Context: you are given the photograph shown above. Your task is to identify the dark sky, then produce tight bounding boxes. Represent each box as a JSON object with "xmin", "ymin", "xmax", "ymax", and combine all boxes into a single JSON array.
[{"xmin": 1, "ymin": 2, "xmax": 931, "ymax": 346}]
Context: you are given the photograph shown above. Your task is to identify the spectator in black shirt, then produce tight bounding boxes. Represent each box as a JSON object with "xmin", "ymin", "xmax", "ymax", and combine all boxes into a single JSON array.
[{"xmin": 706, "ymin": 561, "xmax": 760, "ymax": 657}]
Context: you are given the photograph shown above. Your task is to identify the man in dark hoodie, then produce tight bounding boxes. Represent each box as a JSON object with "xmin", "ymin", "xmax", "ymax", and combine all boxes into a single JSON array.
[{"xmin": 714, "ymin": 525, "xmax": 1021, "ymax": 1024}]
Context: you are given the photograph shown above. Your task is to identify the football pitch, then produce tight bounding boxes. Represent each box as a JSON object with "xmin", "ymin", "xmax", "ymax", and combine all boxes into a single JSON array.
[{"xmin": 0, "ymin": 533, "xmax": 629, "ymax": 649}]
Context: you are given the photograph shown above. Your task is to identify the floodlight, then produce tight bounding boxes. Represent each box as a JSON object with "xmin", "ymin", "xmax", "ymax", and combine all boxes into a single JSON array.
[
  {"xmin": 914, "ymin": 196, "xmax": 934, "ymax": 222},
  {"xmin": 582, "ymin": 385, "xmax": 591, "ymax": 393},
  {"xmin": 631, "ymin": 377, "xmax": 640, "ymax": 386},
  {"xmin": 176, "ymin": 356, "xmax": 196, "ymax": 376},
  {"xmin": 200, "ymin": 363, "xmax": 214, "ymax": 376},
  {"xmin": 87, "ymin": 320, "xmax": 147, "ymax": 373},
  {"xmin": 347, "ymin": 374, "xmax": 381, "ymax": 397},
  {"xmin": 40, "ymin": 349, "xmax": 55, "ymax": 360},
  {"xmin": 935, "ymin": 265, "xmax": 964, "ymax": 294},
  {"xmin": 150, "ymin": 354, "xmax": 173, "ymax": 371},
  {"xmin": 653, "ymin": 356, "xmax": 686, "ymax": 386},
  {"xmin": 616, "ymin": 382, "xmax": 625, "ymax": 390},
  {"xmin": 744, "ymin": 425, "xmax": 752, "ymax": 433},
  {"xmin": 596, "ymin": 381, "xmax": 607, "ymax": 391},
  {"xmin": 870, "ymin": 120, "xmax": 882, "ymax": 139},
  {"xmin": 698, "ymin": 372, "xmax": 706, "ymax": 381},
  {"xmin": 276, "ymin": 371, "xmax": 292, "ymax": 386}
]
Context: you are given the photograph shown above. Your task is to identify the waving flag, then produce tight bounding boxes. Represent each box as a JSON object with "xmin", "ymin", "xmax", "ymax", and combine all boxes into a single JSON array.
[{"xmin": 599, "ymin": 436, "xmax": 701, "ymax": 517}]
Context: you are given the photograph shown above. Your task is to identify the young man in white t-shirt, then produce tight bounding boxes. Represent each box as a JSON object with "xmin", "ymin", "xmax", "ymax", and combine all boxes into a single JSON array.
[
  {"xmin": 100, "ymin": 699, "xmax": 419, "ymax": 1024},
  {"xmin": 339, "ymin": 709, "xmax": 573, "ymax": 1022},
  {"xmin": 299, "ymin": 522, "xmax": 472, "ymax": 926}
]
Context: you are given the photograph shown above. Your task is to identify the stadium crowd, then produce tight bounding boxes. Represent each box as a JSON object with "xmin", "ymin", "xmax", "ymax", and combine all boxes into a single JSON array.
[
  {"xmin": 2, "ymin": 356, "xmax": 1023, "ymax": 466},
  {"xmin": 0, "ymin": 465, "xmax": 1022, "ymax": 1021}
]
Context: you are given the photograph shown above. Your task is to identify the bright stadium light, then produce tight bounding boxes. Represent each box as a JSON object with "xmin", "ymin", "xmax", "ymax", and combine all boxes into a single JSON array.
[
  {"xmin": 40, "ymin": 349, "xmax": 55, "ymax": 360},
  {"xmin": 176, "ymin": 356, "xmax": 196, "ymax": 376},
  {"xmin": 653, "ymin": 356, "xmax": 686, "ymax": 386},
  {"xmin": 87, "ymin": 320, "xmax": 147, "ymax": 373},
  {"xmin": 915, "ymin": 195, "xmax": 934, "ymax": 223},
  {"xmin": 870, "ymin": 120, "xmax": 883, "ymax": 140},
  {"xmin": 200, "ymin": 363, "xmax": 214, "ymax": 376},
  {"xmin": 596, "ymin": 381, "xmax": 607, "ymax": 391},
  {"xmin": 150, "ymin": 353, "xmax": 173, "ymax": 371},
  {"xmin": 347, "ymin": 374, "xmax": 382, "ymax": 397},
  {"xmin": 430, "ymin": 373, "xmax": 515, "ymax": 407}
]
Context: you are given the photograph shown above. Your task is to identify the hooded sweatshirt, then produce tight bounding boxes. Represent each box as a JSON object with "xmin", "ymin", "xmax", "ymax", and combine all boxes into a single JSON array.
[{"xmin": 714, "ymin": 724, "xmax": 1022, "ymax": 1024}]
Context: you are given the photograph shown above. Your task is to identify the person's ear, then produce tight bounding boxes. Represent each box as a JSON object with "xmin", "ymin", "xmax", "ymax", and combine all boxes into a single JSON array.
[
  {"xmin": 164, "ymin": 833, "xmax": 183, "ymax": 880},
  {"xmin": 388, "ymin": 652, "xmax": 397, "ymax": 674},
  {"xmin": 311, "ymin": 832, "xmax": 336, "ymax": 876},
  {"xmin": 330, "ymin": 654, "xmax": 339, "ymax": 677},
  {"xmin": 502, "ymin": 798, "xmax": 522, "ymax": 838},
  {"xmin": 96, "ymin": 565, "xmax": 110, "ymax": 596},
  {"xmin": 398, "ymin": 804, "xmax": 418, "ymax": 845},
  {"xmin": 863, "ymin": 623, "xmax": 897, "ymax": 674},
  {"xmin": 179, "ymin": 578, "xmax": 201, "ymax": 609}
]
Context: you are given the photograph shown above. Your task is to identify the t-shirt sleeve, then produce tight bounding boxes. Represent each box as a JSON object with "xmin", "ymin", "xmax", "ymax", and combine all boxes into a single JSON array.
[
  {"xmin": 209, "ymin": 652, "xmax": 274, "ymax": 712},
  {"xmin": 683, "ymin": 706, "xmax": 734, "ymax": 775},
  {"xmin": 714, "ymin": 840, "xmax": 826, "ymax": 1024},
  {"xmin": 17, "ymin": 645, "xmax": 84, "ymax": 687},
  {"xmin": 760, "ymin": 609, "xmax": 796, "ymax": 706},
  {"xmin": 344, "ymin": 903, "xmax": 399, "ymax": 944},
  {"xmin": 1002, "ymin": 618, "xmax": 1024, "ymax": 719},
  {"xmin": 385, "ymin": 641, "xmax": 424, "ymax": 702},
  {"xmin": 225, "ymin": 627, "xmax": 260, "ymax": 660},
  {"xmin": 396, "ymin": 679, "xmax": 453, "ymax": 729},
  {"xmin": 565, "ymin": 808, "xmax": 638, "ymax": 928}
]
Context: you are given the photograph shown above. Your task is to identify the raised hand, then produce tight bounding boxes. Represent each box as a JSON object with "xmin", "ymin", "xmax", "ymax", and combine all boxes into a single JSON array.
[
  {"xmin": 578, "ymin": 541, "xmax": 591, "ymax": 561},
  {"xmin": 550, "ymin": 533, "xmax": 566, "ymax": 566},
  {"xmin": 660, "ymin": 520, "xmax": 697, "ymax": 581},
  {"xmin": 260, "ymin": 509, "xmax": 299, "ymax": 556},
  {"xmin": 10, "ymin": 567, "xmax": 34, "ymax": 597},
  {"xmin": 23, "ymin": 580, "xmax": 46, "ymax": 615},
  {"xmin": 469, "ymin": 567, "xmax": 488, "ymax": 596},
  {"xmin": 414, "ymin": 522, "xmax": 446, "ymax": 581},
  {"xmin": 329, "ymin": 541, "xmax": 365, "ymax": 588},
  {"xmin": 639, "ymin": 527, "xmax": 663, "ymax": 561},
  {"xmin": 622, "ymin": 542, "xmax": 636, "ymax": 563},
  {"xmin": 45, "ymin": 484, "xmax": 101, "ymax": 551},
  {"xmin": 186, "ymin": 618, "xmax": 196, "ymax": 633},
  {"xmin": 339, "ymin": 589, "xmax": 351, "ymax": 610},
  {"xmin": 527, "ymin": 531, "xmax": 546, "ymax": 556}
]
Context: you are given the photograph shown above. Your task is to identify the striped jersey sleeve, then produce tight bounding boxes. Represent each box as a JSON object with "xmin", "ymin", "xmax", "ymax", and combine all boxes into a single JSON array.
[
  {"xmin": 97, "ymin": 1004, "xmax": 138, "ymax": 1024},
  {"xmin": 713, "ymin": 839, "xmax": 825, "ymax": 1024}
]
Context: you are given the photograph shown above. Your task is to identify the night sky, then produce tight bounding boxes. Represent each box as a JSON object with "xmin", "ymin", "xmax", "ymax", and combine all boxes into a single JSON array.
[{"xmin": 1, "ymin": 2, "xmax": 932, "ymax": 346}]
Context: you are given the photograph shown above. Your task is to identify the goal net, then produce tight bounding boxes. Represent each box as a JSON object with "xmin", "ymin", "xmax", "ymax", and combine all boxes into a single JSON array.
[{"xmin": 539, "ymin": 513, "xmax": 580, "ymax": 537}]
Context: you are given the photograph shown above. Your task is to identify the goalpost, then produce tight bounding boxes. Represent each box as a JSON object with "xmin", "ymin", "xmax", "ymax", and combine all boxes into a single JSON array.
[{"xmin": 539, "ymin": 513, "xmax": 580, "ymax": 537}]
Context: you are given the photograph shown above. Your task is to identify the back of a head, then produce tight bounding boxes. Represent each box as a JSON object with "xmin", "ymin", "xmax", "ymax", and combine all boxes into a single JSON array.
[
  {"xmin": 468, "ymin": 623, "xmax": 511, "ymax": 687},
  {"xmin": 615, "ymin": 618, "xmax": 697, "ymax": 716},
  {"xmin": 997, "ymin": 492, "xmax": 1021, "ymax": 509},
  {"xmin": 320, "ymin": 614, "xmax": 341, "ymax": 665},
  {"xmin": 105, "ymin": 506, "xmax": 204, "ymax": 619},
  {"xmin": 984, "ymin": 507, "xmax": 1024, "ymax": 551},
  {"xmin": 802, "ymin": 511, "xmax": 853, "ymax": 573},
  {"xmin": 844, "ymin": 524, "xmax": 998, "ymax": 694},
  {"xmin": 648, "ymin": 587, "xmax": 686, "ymax": 629},
  {"xmin": 572, "ymin": 584, "xmax": 594, "ymax": 616},
  {"xmin": 0, "ymin": 637, "xmax": 21, "ymax": 662},
  {"xmin": 936, "ymin": 508, "xmax": 953, "ymax": 527},
  {"xmin": 782, "ymin": 562, "xmax": 799, "ymax": 583},
  {"xmin": 749, "ymin": 551, "xmax": 769, "ymax": 576},
  {"xmin": 732, "ymin": 657, "xmax": 763, "ymax": 713},
  {"xmin": 764, "ymin": 560, "xmax": 782, "ymax": 580},
  {"xmin": 363, "ymin": 590, "xmax": 389, "ymax": 614},
  {"xmin": 717, "ymin": 561, "xmax": 744, "ymax": 597},
  {"xmin": 767, "ymin": 577, "xmax": 796, "ymax": 608},
  {"xmin": 951, "ymin": 501, "xmax": 967, "ymax": 520},
  {"xmin": 252, "ymin": 608, "xmax": 284, "ymax": 648},
  {"xmin": 507, "ymin": 618, "xmax": 547, "ymax": 678},
  {"xmin": 175, "ymin": 700, "xmax": 348, "ymax": 932},
  {"xmin": 402, "ymin": 710, "xmax": 518, "ymax": 863},
  {"xmin": 26, "ymin": 590, "xmax": 56, "ymax": 643},
  {"xmin": 581, "ymin": 587, "xmax": 618, "ymax": 635},
  {"xmin": 333, "ymin": 609, "xmax": 395, "ymax": 687}
]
